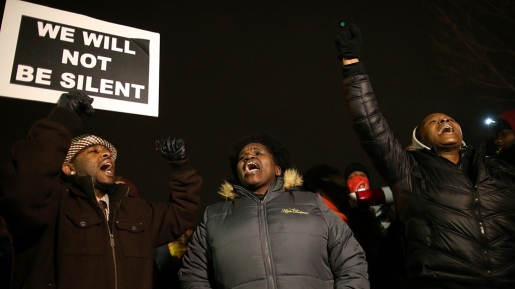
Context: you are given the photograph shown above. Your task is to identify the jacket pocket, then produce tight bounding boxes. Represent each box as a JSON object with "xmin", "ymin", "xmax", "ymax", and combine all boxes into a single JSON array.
[
  {"xmin": 115, "ymin": 219, "xmax": 149, "ymax": 258},
  {"xmin": 63, "ymin": 212, "xmax": 104, "ymax": 255}
]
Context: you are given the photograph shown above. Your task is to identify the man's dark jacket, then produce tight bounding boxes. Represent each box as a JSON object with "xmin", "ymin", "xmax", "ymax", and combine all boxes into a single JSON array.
[
  {"xmin": 0, "ymin": 107, "xmax": 202, "ymax": 289},
  {"xmin": 343, "ymin": 74, "xmax": 515, "ymax": 287}
]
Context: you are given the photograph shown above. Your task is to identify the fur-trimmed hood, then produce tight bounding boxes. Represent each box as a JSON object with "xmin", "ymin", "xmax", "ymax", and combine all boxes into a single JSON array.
[{"xmin": 218, "ymin": 168, "xmax": 303, "ymax": 200}]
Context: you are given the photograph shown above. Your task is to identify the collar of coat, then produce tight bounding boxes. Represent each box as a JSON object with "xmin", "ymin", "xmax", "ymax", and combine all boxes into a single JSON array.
[
  {"xmin": 64, "ymin": 175, "xmax": 130, "ymax": 201},
  {"xmin": 217, "ymin": 168, "xmax": 303, "ymax": 200}
]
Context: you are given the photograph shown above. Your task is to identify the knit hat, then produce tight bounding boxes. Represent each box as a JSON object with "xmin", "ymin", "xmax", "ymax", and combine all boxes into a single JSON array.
[
  {"xmin": 344, "ymin": 162, "xmax": 369, "ymax": 181},
  {"xmin": 495, "ymin": 109, "xmax": 515, "ymax": 133},
  {"xmin": 64, "ymin": 134, "xmax": 117, "ymax": 164}
]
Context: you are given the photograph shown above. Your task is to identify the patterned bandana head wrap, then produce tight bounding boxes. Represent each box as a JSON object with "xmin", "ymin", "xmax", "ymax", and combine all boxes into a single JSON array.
[{"xmin": 64, "ymin": 134, "xmax": 117, "ymax": 164}]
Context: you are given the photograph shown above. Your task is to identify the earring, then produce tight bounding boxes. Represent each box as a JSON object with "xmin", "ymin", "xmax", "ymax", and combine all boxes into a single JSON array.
[{"xmin": 70, "ymin": 171, "xmax": 76, "ymax": 175}]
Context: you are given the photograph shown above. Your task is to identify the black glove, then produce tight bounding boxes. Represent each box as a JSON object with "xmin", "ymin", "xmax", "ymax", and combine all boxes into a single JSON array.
[
  {"xmin": 335, "ymin": 23, "xmax": 362, "ymax": 60},
  {"xmin": 156, "ymin": 137, "xmax": 187, "ymax": 161},
  {"xmin": 57, "ymin": 91, "xmax": 95, "ymax": 117},
  {"xmin": 335, "ymin": 23, "xmax": 366, "ymax": 78}
]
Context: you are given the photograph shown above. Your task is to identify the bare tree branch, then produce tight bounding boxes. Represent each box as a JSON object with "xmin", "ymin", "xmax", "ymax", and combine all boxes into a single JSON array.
[{"xmin": 423, "ymin": 0, "xmax": 515, "ymax": 95}]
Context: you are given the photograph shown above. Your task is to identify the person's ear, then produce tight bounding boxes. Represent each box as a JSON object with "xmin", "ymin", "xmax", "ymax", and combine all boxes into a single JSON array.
[
  {"xmin": 275, "ymin": 166, "xmax": 282, "ymax": 176},
  {"xmin": 62, "ymin": 164, "xmax": 76, "ymax": 176},
  {"xmin": 315, "ymin": 190, "xmax": 324, "ymax": 196}
]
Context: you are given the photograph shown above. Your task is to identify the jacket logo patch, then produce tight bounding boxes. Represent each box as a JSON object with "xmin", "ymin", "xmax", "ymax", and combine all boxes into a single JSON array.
[{"xmin": 281, "ymin": 208, "xmax": 308, "ymax": 215}]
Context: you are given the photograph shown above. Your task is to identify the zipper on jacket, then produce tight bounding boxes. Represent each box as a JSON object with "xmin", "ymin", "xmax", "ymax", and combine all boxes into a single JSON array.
[
  {"xmin": 90, "ymin": 179, "xmax": 119, "ymax": 289},
  {"xmin": 92, "ymin": 181, "xmax": 129, "ymax": 289},
  {"xmin": 234, "ymin": 184, "xmax": 278, "ymax": 289},
  {"xmin": 471, "ymin": 149, "xmax": 492, "ymax": 278},
  {"xmin": 432, "ymin": 151, "xmax": 492, "ymax": 278},
  {"xmin": 258, "ymin": 201, "xmax": 277, "ymax": 289},
  {"xmin": 472, "ymin": 184, "xmax": 491, "ymax": 277}
]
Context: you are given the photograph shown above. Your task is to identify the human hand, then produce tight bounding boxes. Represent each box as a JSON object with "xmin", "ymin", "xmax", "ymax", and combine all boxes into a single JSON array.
[
  {"xmin": 156, "ymin": 137, "xmax": 187, "ymax": 161},
  {"xmin": 57, "ymin": 91, "xmax": 94, "ymax": 117},
  {"xmin": 335, "ymin": 23, "xmax": 362, "ymax": 60}
]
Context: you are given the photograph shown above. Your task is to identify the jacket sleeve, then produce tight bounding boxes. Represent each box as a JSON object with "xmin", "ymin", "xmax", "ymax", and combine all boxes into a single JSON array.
[
  {"xmin": 343, "ymin": 74, "xmax": 414, "ymax": 185},
  {"xmin": 319, "ymin": 196, "xmax": 370, "ymax": 289},
  {"xmin": 150, "ymin": 158, "xmax": 202, "ymax": 246},
  {"xmin": 0, "ymin": 107, "xmax": 82, "ymax": 241},
  {"xmin": 178, "ymin": 209, "xmax": 213, "ymax": 289}
]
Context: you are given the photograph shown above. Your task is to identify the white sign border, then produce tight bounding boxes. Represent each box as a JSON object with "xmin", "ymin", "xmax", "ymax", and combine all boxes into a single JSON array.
[{"xmin": 0, "ymin": 0, "xmax": 160, "ymax": 117}]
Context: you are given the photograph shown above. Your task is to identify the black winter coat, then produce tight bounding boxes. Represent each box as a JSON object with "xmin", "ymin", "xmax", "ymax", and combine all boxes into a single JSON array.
[
  {"xmin": 0, "ymin": 107, "xmax": 202, "ymax": 289},
  {"xmin": 343, "ymin": 74, "xmax": 515, "ymax": 288}
]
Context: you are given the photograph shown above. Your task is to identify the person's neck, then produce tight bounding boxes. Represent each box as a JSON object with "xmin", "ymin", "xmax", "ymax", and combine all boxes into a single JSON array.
[
  {"xmin": 253, "ymin": 186, "xmax": 268, "ymax": 195},
  {"xmin": 95, "ymin": 189, "xmax": 106, "ymax": 199},
  {"xmin": 438, "ymin": 149, "xmax": 461, "ymax": 164},
  {"xmin": 248, "ymin": 178, "xmax": 277, "ymax": 195}
]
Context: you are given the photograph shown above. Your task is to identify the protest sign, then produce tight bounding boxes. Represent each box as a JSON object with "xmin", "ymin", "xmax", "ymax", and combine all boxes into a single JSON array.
[{"xmin": 0, "ymin": 0, "xmax": 160, "ymax": 116}]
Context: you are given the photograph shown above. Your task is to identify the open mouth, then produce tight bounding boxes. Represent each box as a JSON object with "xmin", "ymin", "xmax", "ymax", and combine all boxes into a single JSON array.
[
  {"xmin": 438, "ymin": 124, "xmax": 454, "ymax": 134},
  {"xmin": 99, "ymin": 160, "xmax": 114, "ymax": 175},
  {"xmin": 245, "ymin": 161, "xmax": 260, "ymax": 173}
]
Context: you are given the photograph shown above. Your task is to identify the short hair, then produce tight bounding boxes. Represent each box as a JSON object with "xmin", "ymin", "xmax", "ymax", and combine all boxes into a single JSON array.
[
  {"xmin": 303, "ymin": 164, "xmax": 342, "ymax": 193},
  {"xmin": 230, "ymin": 132, "xmax": 291, "ymax": 182}
]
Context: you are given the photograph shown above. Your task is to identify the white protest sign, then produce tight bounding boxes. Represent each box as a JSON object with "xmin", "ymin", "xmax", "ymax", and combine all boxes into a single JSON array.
[{"xmin": 0, "ymin": 0, "xmax": 160, "ymax": 117}]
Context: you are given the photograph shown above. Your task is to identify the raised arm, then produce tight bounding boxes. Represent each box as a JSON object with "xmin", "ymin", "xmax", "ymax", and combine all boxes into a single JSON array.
[
  {"xmin": 335, "ymin": 24, "xmax": 414, "ymax": 187},
  {"xmin": 0, "ymin": 92, "xmax": 93, "ymax": 239},
  {"xmin": 150, "ymin": 137, "xmax": 202, "ymax": 245}
]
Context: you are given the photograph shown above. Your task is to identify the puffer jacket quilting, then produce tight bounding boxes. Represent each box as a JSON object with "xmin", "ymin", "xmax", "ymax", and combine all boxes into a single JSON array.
[{"xmin": 179, "ymin": 169, "xmax": 369, "ymax": 289}]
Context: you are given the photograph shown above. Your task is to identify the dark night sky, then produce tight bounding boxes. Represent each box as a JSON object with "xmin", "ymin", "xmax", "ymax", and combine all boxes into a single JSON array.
[{"xmin": 0, "ymin": 0, "xmax": 509, "ymax": 213}]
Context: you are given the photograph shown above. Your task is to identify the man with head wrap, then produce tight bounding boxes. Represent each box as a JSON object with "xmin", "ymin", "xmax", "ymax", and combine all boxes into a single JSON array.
[{"xmin": 0, "ymin": 91, "xmax": 202, "ymax": 289}]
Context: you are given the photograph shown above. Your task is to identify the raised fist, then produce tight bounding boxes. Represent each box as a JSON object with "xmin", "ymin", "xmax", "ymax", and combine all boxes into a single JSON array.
[
  {"xmin": 57, "ymin": 91, "xmax": 94, "ymax": 117},
  {"xmin": 335, "ymin": 23, "xmax": 362, "ymax": 60},
  {"xmin": 156, "ymin": 137, "xmax": 187, "ymax": 161}
]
